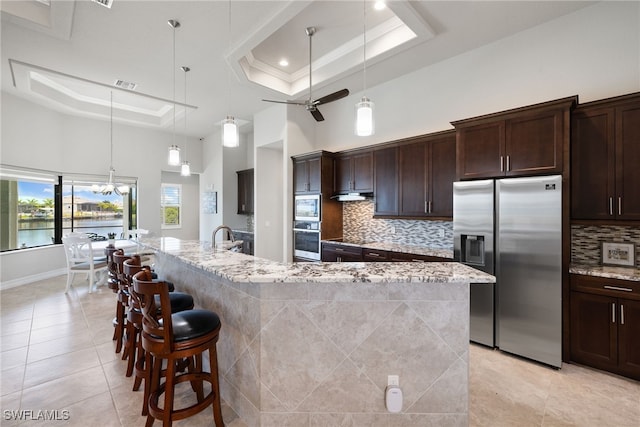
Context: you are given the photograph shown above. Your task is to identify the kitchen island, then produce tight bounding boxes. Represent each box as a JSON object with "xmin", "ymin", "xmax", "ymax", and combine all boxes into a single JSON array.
[{"xmin": 140, "ymin": 237, "xmax": 495, "ymax": 427}]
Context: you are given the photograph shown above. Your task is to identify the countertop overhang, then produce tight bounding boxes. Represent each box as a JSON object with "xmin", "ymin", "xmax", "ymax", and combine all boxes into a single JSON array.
[
  {"xmin": 569, "ymin": 263, "xmax": 640, "ymax": 282},
  {"xmin": 139, "ymin": 237, "xmax": 493, "ymax": 284}
]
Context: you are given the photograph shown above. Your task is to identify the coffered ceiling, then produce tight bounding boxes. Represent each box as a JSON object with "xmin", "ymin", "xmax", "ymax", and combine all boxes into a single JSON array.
[{"xmin": 1, "ymin": 0, "xmax": 594, "ymax": 137}]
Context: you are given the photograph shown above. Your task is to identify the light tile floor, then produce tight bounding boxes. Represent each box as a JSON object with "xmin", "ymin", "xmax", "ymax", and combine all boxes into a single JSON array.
[{"xmin": 1, "ymin": 275, "xmax": 639, "ymax": 426}]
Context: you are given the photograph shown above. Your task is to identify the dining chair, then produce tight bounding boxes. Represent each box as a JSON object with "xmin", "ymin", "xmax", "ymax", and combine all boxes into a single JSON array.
[{"xmin": 62, "ymin": 234, "xmax": 108, "ymax": 293}]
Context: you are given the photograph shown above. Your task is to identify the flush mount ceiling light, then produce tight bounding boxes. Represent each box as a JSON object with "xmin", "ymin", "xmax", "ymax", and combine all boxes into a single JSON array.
[
  {"xmin": 180, "ymin": 66, "xmax": 191, "ymax": 177},
  {"xmin": 167, "ymin": 19, "xmax": 182, "ymax": 165},
  {"xmin": 222, "ymin": 0, "xmax": 239, "ymax": 148},
  {"xmin": 90, "ymin": 0, "xmax": 113, "ymax": 9},
  {"xmin": 92, "ymin": 92, "xmax": 129, "ymax": 196},
  {"xmin": 355, "ymin": 0, "xmax": 375, "ymax": 136}
]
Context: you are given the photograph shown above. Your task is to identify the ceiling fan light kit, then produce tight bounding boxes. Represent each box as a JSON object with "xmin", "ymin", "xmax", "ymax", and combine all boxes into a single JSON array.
[{"xmin": 262, "ymin": 26, "xmax": 349, "ymax": 122}]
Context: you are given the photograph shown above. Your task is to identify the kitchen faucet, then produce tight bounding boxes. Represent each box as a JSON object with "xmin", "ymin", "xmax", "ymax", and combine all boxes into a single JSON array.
[{"xmin": 212, "ymin": 225, "xmax": 241, "ymax": 250}]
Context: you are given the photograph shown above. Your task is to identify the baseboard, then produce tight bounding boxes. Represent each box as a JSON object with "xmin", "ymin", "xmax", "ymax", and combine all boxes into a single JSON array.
[{"xmin": 0, "ymin": 268, "xmax": 67, "ymax": 291}]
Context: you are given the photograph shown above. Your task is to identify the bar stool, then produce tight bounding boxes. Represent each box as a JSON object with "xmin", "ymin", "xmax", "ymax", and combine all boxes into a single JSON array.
[
  {"xmin": 132, "ymin": 269, "xmax": 224, "ymax": 427},
  {"xmin": 112, "ymin": 251, "xmax": 131, "ymax": 354},
  {"xmin": 123, "ymin": 257, "xmax": 194, "ymax": 413}
]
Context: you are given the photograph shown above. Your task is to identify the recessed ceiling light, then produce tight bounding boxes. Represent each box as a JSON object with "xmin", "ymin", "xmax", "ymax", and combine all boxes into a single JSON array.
[
  {"xmin": 279, "ymin": 59, "xmax": 289, "ymax": 67},
  {"xmin": 374, "ymin": 1, "xmax": 386, "ymax": 11}
]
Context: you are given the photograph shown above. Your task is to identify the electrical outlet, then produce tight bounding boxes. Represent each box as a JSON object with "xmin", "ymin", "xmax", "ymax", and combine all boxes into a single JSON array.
[{"xmin": 387, "ymin": 375, "xmax": 399, "ymax": 386}]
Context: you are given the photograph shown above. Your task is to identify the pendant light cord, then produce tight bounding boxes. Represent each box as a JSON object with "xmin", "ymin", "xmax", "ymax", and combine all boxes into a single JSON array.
[
  {"xmin": 109, "ymin": 91, "xmax": 114, "ymax": 169},
  {"xmin": 363, "ymin": 0, "xmax": 367, "ymax": 94},
  {"xmin": 183, "ymin": 66, "xmax": 189, "ymax": 159},
  {"xmin": 172, "ymin": 21, "xmax": 177, "ymax": 146},
  {"xmin": 226, "ymin": 0, "xmax": 231, "ymax": 114}
]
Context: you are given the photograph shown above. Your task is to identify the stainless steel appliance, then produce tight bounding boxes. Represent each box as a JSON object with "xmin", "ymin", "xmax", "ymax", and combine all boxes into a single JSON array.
[
  {"xmin": 453, "ymin": 175, "xmax": 562, "ymax": 368},
  {"xmin": 293, "ymin": 220, "xmax": 321, "ymax": 260},
  {"xmin": 294, "ymin": 194, "xmax": 321, "ymax": 221}
]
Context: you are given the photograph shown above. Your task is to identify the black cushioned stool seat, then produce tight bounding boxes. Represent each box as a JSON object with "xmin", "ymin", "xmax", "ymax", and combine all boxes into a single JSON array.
[{"xmin": 133, "ymin": 269, "xmax": 224, "ymax": 427}]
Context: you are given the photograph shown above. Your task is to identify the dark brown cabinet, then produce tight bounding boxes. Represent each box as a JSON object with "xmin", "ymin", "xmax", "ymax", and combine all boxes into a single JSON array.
[
  {"xmin": 453, "ymin": 97, "xmax": 575, "ymax": 180},
  {"xmin": 321, "ymin": 242, "xmax": 362, "ymax": 262},
  {"xmin": 374, "ymin": 131, "xmax": 455, "ymax": 218},
  {"xmin": 570, "ymin": 274, "xmax": 640, "ymax": 380},
  {"xmin": 373, "ymin": 146, "xmax": 398, "ymax": 216},
  {"xmin": 571, "ymin": 93, "xmax": 640, "ymax": 221},
  {"xmin": 362, "ymin": 248, "xmax": 388, "ymax": 261},
  {"xmin": 294, "ymin": 156, "xmax": 322, "ymax": 193},
  {"xmin": 236, "ymin": 168, "xmax": 254, "ymax": 215},
  {"xmin": 335, "ymin": 150, "xmax": 373, "ymax": 194}
]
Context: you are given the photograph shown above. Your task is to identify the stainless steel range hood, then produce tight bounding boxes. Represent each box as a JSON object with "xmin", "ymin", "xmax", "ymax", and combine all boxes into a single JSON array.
[{"xmin": 332, "ymin": 192, "xmax": 373, "ymax": 202}]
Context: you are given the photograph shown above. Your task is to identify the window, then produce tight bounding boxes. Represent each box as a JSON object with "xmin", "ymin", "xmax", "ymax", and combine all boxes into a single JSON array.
[
  {"xmin": 161, "ymin": 183, "xmax": 181, "ymax": 228},
  {"xmin": 0, "ymin": 165, "xmax": 138, "ymax": 252}
]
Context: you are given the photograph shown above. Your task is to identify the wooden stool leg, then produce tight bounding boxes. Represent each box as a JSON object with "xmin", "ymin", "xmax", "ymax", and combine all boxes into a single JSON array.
[
  {"xmin": 209, "ymin": 346, "xmax": 224, "ymax": 427},
  {"xmin": 125, "ymin": 321, "xmax": 137, "ymax": 377},
  {"xmin": 163, "ymin": 357, "xmax": 176, "ymax": 427},
  {"xmin": 114, "ymin": 303, "xmax": 125, "ymax": 353},
  {"xmin": 133, "ymin": 338, "xmax": 144, "ymax": 391}
]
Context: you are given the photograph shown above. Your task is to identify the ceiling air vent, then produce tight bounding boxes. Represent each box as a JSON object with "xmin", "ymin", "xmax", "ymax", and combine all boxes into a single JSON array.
[
  {"xmin": 91, "ymin": 0, "xmax": 113, "ymax": 9},
  {"xmin": 113, "ymin": 79, "xmax": 137, "ymax": 91}
]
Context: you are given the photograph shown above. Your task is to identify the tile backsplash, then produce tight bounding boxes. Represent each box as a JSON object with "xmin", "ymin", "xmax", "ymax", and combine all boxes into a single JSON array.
[
  {"xmin": 342, "ymin": 200, "xmax": 453, "ymax": 248},
  {"xmin": 571, "ymin": 224, "xmax": 640, "ymax": 267}
]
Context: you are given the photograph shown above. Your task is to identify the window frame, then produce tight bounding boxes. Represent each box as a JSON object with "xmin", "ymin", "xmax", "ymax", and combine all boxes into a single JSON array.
[{"xmin": 160, "ymin": 183, "xmax": 182, "ymax": 229}]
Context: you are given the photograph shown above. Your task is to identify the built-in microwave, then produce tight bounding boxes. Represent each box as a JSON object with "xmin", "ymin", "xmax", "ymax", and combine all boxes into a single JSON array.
[{"xmin": 294, "ymin": 194, "xmax": 321, "ymax": 221}]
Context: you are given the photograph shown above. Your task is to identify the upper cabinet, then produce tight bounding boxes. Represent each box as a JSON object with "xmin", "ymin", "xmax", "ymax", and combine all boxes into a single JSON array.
[
  {"xmin": 374, "ymin": 130, "xmax": 456, "ymax": 218},
  {"xmin": 334, "ymin": 149, "xmax": 373, "ymax": 194},
  {"xmin": 236, "ymin": 168, "xmax": 254, "ymax": 215},
  {"xmin": 452, "ymin": 97, "xmax": 576, "ymax": 180},
  {"xmin": 293, "ymin": 151, "xmax": 335, "ymax": 195},
  {"xmin": 571, "ymin": 92, "xmax": 640, "ymax": 221}
]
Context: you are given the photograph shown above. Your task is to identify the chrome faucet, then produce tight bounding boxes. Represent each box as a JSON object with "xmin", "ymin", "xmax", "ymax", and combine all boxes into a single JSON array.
[{"xmin": 212, "ymin": 225, "xmax": 236, "ymax": 249}]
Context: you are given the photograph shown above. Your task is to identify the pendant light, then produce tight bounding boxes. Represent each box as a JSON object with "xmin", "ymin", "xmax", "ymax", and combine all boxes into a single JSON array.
[
  {"xmin": 222, "ymin": 0, "xmax": 239, "ymax": 148},
  {"xmin": 355, "ymin": 0, "xmax": 374, "ymax": 136},
  {"xmin": 93, "ymin": 91, "xmax": 129, "ymax": 196},
  {"xmin": 180, "ymin": 66, "xmax": 191, "ymax": 176},
  {"xmin": 167, "ymin": 19, "xmax": 181, "ymax": 165}
]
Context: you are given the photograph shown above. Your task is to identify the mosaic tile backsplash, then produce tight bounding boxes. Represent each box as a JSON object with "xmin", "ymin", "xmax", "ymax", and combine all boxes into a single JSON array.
[
  {"xmin": 342, "ymin": 200, "xmax": 453, "ymax": 248},
  {"xmin": 571, "ymin": 224, "xmax": 640, "ymax": 267}
]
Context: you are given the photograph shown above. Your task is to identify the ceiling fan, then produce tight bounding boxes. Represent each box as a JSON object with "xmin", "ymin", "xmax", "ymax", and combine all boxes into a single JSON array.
[{"xmin": 262, "ymin": 26, "xmax": 349, "ymax": 122}]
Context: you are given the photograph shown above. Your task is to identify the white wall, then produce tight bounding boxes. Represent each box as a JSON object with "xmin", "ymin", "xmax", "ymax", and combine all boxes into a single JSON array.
[
  {"xmin": 1, "ymin": 92, "xmax": 203, "ymax": 283},
  {"xmin": 313, "ymin": 1, "xmax": 640, "ymax": 152}
]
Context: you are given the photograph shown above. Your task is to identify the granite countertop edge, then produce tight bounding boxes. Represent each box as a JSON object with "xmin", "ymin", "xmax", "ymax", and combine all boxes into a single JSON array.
[
  {"xmin": 140, "ymin": 237, "xmax": 493, "ymax": 284},
  {"xmin": 569, "ymin": 263, "xmax": 640, "ymax": 282}
]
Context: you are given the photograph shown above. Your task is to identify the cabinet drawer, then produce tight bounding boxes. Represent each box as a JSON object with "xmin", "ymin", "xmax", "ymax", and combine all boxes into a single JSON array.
[
  {"xmin": 362, "ymin": 249, "xmax": 388, "ymax": 261},
  {"xmin": 323, "ymin": 243, "xmax": 362, "ymax": 256},
  {"xmin": 571, "ymin": 274, "xmax": 640, "ymax": 300}
]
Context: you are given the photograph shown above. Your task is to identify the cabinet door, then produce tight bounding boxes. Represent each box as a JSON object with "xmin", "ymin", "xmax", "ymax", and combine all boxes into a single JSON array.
[
  {"xmin": 571, "ymin": 107, "xmax": 616, "ymax": 220},
  {"xmin": 294, "ymin": 160, "xmax": 309, "ymax": 193},
  {"xmin": 237, "ymin": 169, "xmax": 254, "ymax": 214},
  {"xmin": 456, "ymin": 121, "xmax": 505, "ymax": 179},
  {"xmin": 334, "ymin": 156, "xmax": 352, "ymax": 193},
  {"xmin": 615, "ymin": 103, "xmax": 640, "ymax": 220},
  {"xmin": 570, "ymin": 292, "xmax": 618, "ymax": 371},
  {"xmin": 351, "ymin": 151, "xmax": 373, "ymax": 192},
  {"xmin": 374, "ymin": 146, "xmax": 398, "ymax": 216},
  {"xmin": 618, "ymin": 298, "xmax": 640, "ymax": 380},
  {"xmin": 307, "ymin": 157, "xmax": 322, "ymax": 193},
  {"xmin": 428, "ymin": 135, "xmax": 456, "ymax": 217},
  {"xmin": 399, "ymin": 141, "xmax": 428, "ymax": 216},
  {"xmin": 505, "ymin": 109, "xmax": 564, "ymax": 176}
]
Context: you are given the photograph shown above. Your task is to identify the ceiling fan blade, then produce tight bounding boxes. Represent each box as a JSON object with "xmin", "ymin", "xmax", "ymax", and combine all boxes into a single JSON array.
[
  {"xmin": 314, "ymin": 88, "xmax": 350, "ymax": 106},
  {"xmin": 310, "ymin": 108, "xmax": 324, "ymax": 122},
  {"xmin": 262, "ymin": 99, "xmax": 307, "ymax": 106}
]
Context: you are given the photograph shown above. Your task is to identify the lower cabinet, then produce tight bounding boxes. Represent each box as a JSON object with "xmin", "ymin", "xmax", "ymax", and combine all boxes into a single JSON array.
[
  {"xmin": 570, "ymin": 274, "xmax": 640, "ymax": 380},
  {"xmin": 321, "ymin": 243, "xmax": 362, "ymax": 262}
]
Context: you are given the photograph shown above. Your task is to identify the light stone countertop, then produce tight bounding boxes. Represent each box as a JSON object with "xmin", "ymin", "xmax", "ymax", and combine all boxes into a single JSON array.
[
  {"xmin": 569, "ymin": 263, "xmax": 640, "ymax": 282},
  {"xmin": 140, "ymin": 237, "xmax": 493, "ymax": 284},
  {"xmin": 323, "ymin": 239, "xmax": 454, "ymax": 259}
]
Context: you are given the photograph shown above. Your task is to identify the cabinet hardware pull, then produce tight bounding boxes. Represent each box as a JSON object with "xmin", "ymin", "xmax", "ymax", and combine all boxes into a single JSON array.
[
  {"xmin": 618, "ymin": 197, "xmax": 622, "ymax": 216},
  {"xmin": 603, "ymin": 285, "xmax": 633, "ymax": 292},
  {"xmin": 428, "ymin": 201, "xmax": 432, "ymax": 213},
  {"xmin": 621, "ymin": 304, "xmax": 625, "ymax": 325},
  {"xmin": 412, "ymin": 259, "xmax": 425, "ymax": 262},
  {"xmin": 425, "ymin": 201, "xmax": 428, "ymax": 213},
  {"xmin": 500, "ymin": 156, "xmax": 504, "ymax": 172},
  {"xmin": 506, "ymin": 155, "xmax": 510, "ymax": 172},
  {"xmin": 336, "ymin": 248, "xmax": 344, "ymax": 252},
  {"xmin": 612, "ymin": 303, "xmax": 616, "ymax": 323},
  {"xmin": 368, "ymin": 253, "xmax": 380, "ymax": 257},
  {"xmin": 609, "ymin": 197, "xmax": 613, "ymax": 216}
]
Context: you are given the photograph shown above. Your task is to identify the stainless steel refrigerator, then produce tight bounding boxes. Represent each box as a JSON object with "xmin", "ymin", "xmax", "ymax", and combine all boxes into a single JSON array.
[{"xmin": 453, "ymin": 175, "xmax": 562, "ymax": 368}]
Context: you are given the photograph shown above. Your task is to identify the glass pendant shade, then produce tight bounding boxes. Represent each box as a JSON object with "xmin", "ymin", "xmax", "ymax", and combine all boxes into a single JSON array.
[
  {"xmin": 180, "ymin": 160, "xmax": 191, "ymax": 176},
  {"xmin": 168, "ymin": 145, "xmax": 181, "ymax": 166},
  {"xmin": 222, "ymin": 116, "xmax": 239, "ymax": 147},
  {"xmin": 355, "ymin": 96, "xmax": 374, "ymax": 136}
]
